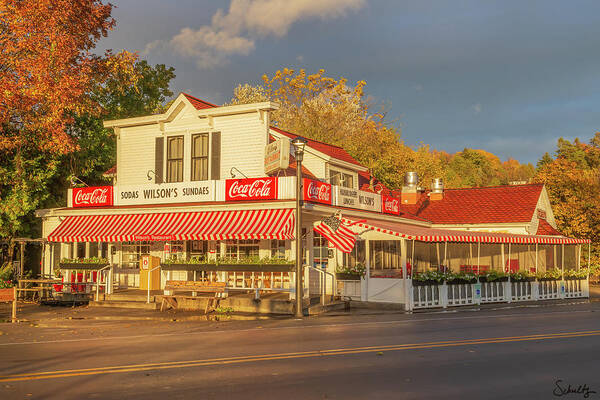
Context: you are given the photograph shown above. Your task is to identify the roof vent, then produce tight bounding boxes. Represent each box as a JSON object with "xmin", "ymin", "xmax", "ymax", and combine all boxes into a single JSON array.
[
  {"xmin": 404, "ymin": 172, "xmax": 418, "ymax": 188},
  {"xmin": 431, "ymin": 178, "xmax": 444, "ymax": 193}
]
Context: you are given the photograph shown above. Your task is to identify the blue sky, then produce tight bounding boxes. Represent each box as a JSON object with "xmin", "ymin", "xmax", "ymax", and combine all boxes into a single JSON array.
[{"xmin": 98, "ymin": 0, "xmax": 600, "ymax": 164}]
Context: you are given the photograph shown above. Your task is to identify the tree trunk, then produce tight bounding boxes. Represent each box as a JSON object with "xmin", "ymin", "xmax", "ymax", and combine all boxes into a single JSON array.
[{"xmin": 6, "ymin": 239, "xmax": 15, "ymax": 276}]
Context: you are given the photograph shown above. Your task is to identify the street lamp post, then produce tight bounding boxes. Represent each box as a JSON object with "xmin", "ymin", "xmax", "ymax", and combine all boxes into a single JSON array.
[{"xmin": 292, "ymin": 136, "xmax": 307, "ymax": 318}]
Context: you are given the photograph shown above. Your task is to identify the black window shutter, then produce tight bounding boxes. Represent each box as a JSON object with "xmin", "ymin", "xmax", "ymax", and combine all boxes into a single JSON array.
[
  {"xmin": 211, "ymin": 132, "xmax": 221, "ymax": 180},
  {"xmin": 155, "ymin": 137, "xmax": 164, "ymax": 183}
]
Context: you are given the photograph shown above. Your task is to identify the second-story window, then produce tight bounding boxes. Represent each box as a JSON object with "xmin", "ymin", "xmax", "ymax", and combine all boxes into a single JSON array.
[
  {"xmin": 167, "ymin": 136, "xmax": 184, "ymax": 182},
  {"xmin": 191, "ymin": 133, "xmax": 209, "ymax": 181},
  {"xmin": 330, "ymin": 168, "xmax": 354, "ymax": 189}
]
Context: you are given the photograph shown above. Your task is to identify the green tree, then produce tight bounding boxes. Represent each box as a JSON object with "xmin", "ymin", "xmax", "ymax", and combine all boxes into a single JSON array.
[{"xmin": 64, "ymin": 60, "xmax": 176, "ymax": 186}]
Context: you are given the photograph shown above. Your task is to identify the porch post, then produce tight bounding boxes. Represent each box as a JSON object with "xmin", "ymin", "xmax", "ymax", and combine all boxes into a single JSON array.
[
  {"xmin": 588, "ymin": 243, "xmax": 592, "ymax": 270},
  {"xmin": 561, "ymin": 243, "xmax": 565, "ymax": 279},
  {"xmin": 477, "ymin": 241, "xmax": 481, "ymax": 274},
  {"xmin": 469, "ymin": 243, "xmax": 473, "ymax": 270},
  {"xmin": 501, "ymin": 243, "xmax": 505, "ymax": 272},
  {"xmin": 411, "ymin": 239, "xmax": 415, "ymax": 275},
  {"xmin": 444, "ymin": 241, "xmax": 448, "ymax": 271},
  {"xmin": 436, "ymin": 242, "xmax": 441, "ymax": 271},
  {"xmin": 507, "ymin": 243, "xmax": 511, "ymax": 272},
  {"xmin": 401, "ymin": 239, "xmax": 407, "ymax": 308},
  {"xmin": 535, "ymin": 243, "xmax": 538, "ymax": 273}
]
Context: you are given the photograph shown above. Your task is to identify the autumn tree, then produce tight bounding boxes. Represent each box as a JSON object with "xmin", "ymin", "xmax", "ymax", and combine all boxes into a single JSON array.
[
  {"xmin": 0, "ymin": 0, "xmax": 138, "ymax": 263},
  {"xmin": 534, "ymin": 134, "xmax": 600, "ymax": 267},
  {"xmin": 228, "ymin": 68, "xmax": 411, "ymax": 189}
]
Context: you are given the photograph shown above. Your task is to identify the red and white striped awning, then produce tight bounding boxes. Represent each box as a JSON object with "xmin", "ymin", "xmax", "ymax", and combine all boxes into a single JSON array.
[
  {"xmin": 344, "ymin": 218, "xmax": 591, "ymax": 245},
  {"xmin": 48, "ymin": 209, "xmax": 295, "ymax": 242}
]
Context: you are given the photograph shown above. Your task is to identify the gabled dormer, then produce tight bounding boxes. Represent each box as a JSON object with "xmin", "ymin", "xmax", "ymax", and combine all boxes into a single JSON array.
[
  {"xmin": 269, "ymin": 126, "xmax": 368, "ymax": 188},
  {"xmin": 104, "ymin": 93, "xmax": 279, "ymax": 186}
]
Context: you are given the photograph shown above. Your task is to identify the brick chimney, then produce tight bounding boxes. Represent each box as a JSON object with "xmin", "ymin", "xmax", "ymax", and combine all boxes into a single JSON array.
[
  {"xmin": 429, "ymin": 178, "xmax": 444, "ymax": 201},
  {"xmin": 401, "ymin": 172, "xmax": 419, "ymax": 205}
]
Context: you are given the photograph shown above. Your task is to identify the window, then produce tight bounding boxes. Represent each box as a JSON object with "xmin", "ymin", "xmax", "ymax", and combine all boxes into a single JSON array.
[
  {"xmin": 187, "ymin": 240, "xmax": 208, "ymax": 261},
  {"xmin": 166, "ymin": 241, "xmax": 185, "ymax": 260},
  {"xmin": 369, "ymin": 240, "xmax": 402, "ymax": 270},
  {"xmin": 313, "ymin": 232, "xmax": 328, "ymax": 268},
  {"xmin": 191, "ymin": 133, "xmax": 209, "ymax": 181},
  {"xmin": 76, "ymin": 242, "xmax": 86, "ymax": 259},
  {"xmin": 343, "ymin": 240, "xmax": 366, "ymax": 268},
  {"xmin": 121, "ymin": 241, "xmax": 151, "ymax": 269},
  {"xmin": 270, "ymin": 240, "xmax": 286, "ymax": 259},
  {"xmin": 225, "ymin": 240, "xmax": 259, "ymax": 259},
  {"xmin": 166, "ymin": 136, "xmax": 184, "ymax": 182},
  {"xmin": 329, "ymin": 168, "xmax": 354, "ymax": 188}
]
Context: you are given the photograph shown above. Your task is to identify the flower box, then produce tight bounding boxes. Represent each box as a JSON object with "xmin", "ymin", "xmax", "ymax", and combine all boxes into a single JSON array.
[
  {"xmin": 335, "ymin": 273, "xmax": 362, "ymax": 281},
  {"xmin": 412, "ymin": 279, "xmax": 443, "ymax": 286},
  {"xmin": 59, "ymin": 262, "xmax": 109, "ymax": 270},
  {"xmin": 537, "ymin": 277, "xmax": 561, "ymax": 282},
  {"xmin": 478, "ymin": 276, "xmax": 509, "ymax": 283},
  {"xmin": 160, "ymin": 263, "xmax": 294, "ymax": 273},
  {"xmin": 446, "ymin": 278, "xmax": 477, "ymax": 285},
  {"xmin": 564, "ymin": 276, "xmax": 585, "ymax": 281},
  {"xmin": 511, "ymin": 277, "xmax": 536, "ymax": 283}
]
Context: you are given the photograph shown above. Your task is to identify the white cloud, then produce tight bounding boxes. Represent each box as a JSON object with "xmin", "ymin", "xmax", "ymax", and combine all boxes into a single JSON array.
[
  {"xmin": 471, "ymin": 103, "xmax": 482, "ymax": 114},
  {"xmin": 144, "ymin": 0, "xmax": 365, "ymax": 69}
]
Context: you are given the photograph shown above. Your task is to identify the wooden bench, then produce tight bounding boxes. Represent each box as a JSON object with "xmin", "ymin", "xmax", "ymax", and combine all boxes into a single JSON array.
[{"xmin": 161, "ymin": 281, "xmax": 227, "ymax": 314}]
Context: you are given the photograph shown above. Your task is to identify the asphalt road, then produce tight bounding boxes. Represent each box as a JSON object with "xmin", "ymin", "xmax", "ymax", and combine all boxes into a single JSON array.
[{"xmin": 2, "ymin": 302, "xmax": 600, "ymax": 399}]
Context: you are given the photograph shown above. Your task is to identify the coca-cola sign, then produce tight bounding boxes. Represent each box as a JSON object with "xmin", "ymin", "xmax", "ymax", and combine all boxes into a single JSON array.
[
  {"xmin": 72, "ymin": 186, "xmax": 113, "ymax": 208},
  {"xmin": 225, "ymin": 177, "xmax": 278, "ymax": 201},
  {"xmin": 382, "ymin": 195, "xmax": 400, "ymax": 215},
  {"xmin": 303, "ymin": 179, "xmax": 332, "ymax": 205}
]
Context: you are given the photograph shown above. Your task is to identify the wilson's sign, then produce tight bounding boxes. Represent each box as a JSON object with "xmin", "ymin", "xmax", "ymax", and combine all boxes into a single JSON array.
[
  {"xmin": 72, "ymin": 186, "xmax": 113, "ymax": 208},
  {"xmin": 115, "ymin": 182, "xmax": 214, "ymax": 206},
  {"xmin": 225, "ymin": 177, "xmax": 278, "ymax": 201},
  {"xmin": 334, "ymin": 187, "xmax": 381, "ymax": 212}
]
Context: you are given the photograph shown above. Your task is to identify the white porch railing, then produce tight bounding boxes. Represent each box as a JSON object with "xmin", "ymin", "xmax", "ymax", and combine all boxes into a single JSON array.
[
  {"xmin": 412, "ymin": 283, "xmax": 442, "ymax": 309},
  {"xmin": 480, "ymin": 281, "xmax": 508, "ymax": 303},
  {"xmin": 408, "ymin": 277, "xmax": 589, "ymax": 311},
  {"xmin": 538, "ymin": 280, "xmax": 560, "ymax": 300}
]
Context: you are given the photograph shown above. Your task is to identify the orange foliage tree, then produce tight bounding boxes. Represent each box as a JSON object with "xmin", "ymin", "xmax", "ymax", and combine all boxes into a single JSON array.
[
  {"xmin": 534, "ymin": 134, "xmax": 600, "ymax": 267},
  {"xmin": 229, "ymin": 68, "xmax": 535, "ymax": 190},
  {"xmin": 0, "ymin": 0, "xmax": 138, "ymax": 253}
]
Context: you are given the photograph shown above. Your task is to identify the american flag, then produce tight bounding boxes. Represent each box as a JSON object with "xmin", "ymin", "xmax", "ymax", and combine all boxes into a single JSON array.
[{"xmin": 313, "ymin": 215, "xmax": 358, "ymax": 253}]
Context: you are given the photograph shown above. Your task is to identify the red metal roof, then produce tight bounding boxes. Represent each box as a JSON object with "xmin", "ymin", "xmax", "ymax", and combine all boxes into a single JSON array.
[
  {"xmin": 397, "ymin": 184, "xmax": 545, "ymax": 224},
  {"xmin": 103, "ymin": 165, "xmax": 116, "ymax": 176},
  {"xmin": 536, "ymin": 219, "xmax": 564, "ymax": 236},
  {"xmin": 270, "ymin": 126, "xmax": 363, "ymax": 167},
  {"xmin": 183, "ymin": 93, "xmax": 217, "ymax": 110}
]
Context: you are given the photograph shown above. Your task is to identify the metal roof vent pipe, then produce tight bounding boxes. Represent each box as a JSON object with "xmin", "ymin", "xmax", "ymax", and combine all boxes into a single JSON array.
[
  {"xmin": 401, "ymin": 172, "xmax": 419, "ymax": 205},
  {"xmin": 429, "ymin": 178, "xmax": 444, "ymax": 201}
]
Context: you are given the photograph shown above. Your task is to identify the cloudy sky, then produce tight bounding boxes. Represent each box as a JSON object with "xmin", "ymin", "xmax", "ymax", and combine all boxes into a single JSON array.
[{"xmin": 98, "ymin": 0, "xmax": 600, "ymax": 164}]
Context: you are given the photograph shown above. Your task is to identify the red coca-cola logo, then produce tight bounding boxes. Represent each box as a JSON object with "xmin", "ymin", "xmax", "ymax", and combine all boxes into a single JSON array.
[
  {"xmin": 73, "ymin": 186, "xmax": 113, "ymax": 208},
  {"xmin": 303, "ymin": 179, "xmax": 331, "ymax": 205},
  {"xmin": 226, "ymin": 177, "xmax": 278, "ymax": 201},
  {"xmin": 382, "ymin": 195, "xmax": 400, "ymax": 215}
]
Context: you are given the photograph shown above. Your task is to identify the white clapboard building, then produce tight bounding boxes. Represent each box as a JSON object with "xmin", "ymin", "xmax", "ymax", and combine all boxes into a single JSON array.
[{"xmin": 36, "ymin": 92, "xmax": 591, "ymax": 311}]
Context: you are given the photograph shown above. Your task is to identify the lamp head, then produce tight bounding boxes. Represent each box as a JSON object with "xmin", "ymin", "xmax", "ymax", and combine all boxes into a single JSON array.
[{"xmin": 292, "ymin": 136, "xmax": 307, "ymax": 161}]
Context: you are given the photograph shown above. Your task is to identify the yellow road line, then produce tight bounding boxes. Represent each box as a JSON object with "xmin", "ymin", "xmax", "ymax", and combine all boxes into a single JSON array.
[{"xmin": 1, "ymin": 330, "xmax": 598, "ymax": 382}]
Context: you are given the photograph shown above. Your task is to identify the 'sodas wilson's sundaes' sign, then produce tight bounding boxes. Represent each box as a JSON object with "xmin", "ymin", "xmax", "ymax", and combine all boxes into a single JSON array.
[
  {"xmin": 225, "ymin": 177, "xmax": 278, "ymax": 201},
  {"xmin": 72, "ymin": 186, "xmax": 113, "ymax": 208},
  {"xmin": 115, "ymin": 182, "xmax": 213, "ymax": 206},
  {"xmin": 303, "ymin": 178, "xmax": 332, "ymax": 205}
]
